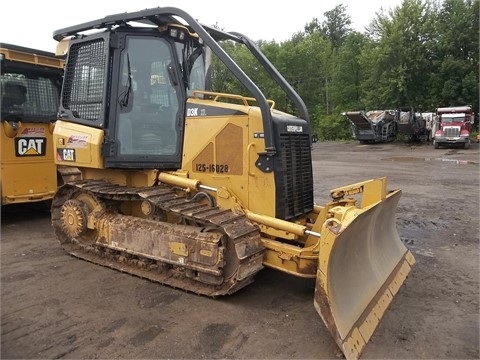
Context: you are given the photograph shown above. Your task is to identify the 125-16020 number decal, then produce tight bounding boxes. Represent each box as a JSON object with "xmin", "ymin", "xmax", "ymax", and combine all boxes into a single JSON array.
[{"xmin": 195, "ymin": 163, "xmax": 229, "ymax": 173}]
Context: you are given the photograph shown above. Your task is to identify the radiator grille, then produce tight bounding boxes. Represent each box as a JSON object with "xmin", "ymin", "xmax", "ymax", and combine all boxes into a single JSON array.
[
  {"xmin": 62, "ymin": 39, "xmax": 106, "ymax": 121},
  {"xmin": 444, "ymin": 127, "xmax": 460, "ymax": 137},
  {"xmin": 277, "ymin": 133, "xmax": 314, "ymax": 220}
]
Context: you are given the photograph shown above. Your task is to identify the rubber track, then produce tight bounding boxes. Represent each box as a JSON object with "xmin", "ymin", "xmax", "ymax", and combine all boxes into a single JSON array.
[{"xmin": 51, "ymin": 180, "xmax": 265, "ymax": 297}]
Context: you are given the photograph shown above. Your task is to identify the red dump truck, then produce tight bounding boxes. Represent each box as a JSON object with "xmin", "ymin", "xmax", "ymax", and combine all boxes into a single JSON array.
[{"xmin": 433, "ymin": 105, "xmax": 474, "ymax": 149}]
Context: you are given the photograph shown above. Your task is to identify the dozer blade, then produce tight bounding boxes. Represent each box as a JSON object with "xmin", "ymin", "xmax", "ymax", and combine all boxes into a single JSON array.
[{"xmin": 314, "ymin": 189, "xmax": 415, "ymax": 359}]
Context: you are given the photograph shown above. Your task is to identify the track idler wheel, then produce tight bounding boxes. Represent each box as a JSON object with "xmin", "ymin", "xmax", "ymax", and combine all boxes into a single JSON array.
[
  {"xmin": 60, "ymin": 199, "xmax": 89, "ymax": 238},
  {"xmin": 53, "ymin": 188, "xmax": 102, "ymax": 246}
]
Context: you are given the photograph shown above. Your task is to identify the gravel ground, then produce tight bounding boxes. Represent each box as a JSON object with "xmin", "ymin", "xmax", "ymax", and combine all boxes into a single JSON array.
[{"xmin": 1, "ymin": 140, "xmax": 478, "ymax": 359}]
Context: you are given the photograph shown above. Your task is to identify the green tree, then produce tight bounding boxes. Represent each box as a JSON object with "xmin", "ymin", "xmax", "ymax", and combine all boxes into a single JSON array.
[
  {"xmin": 430, "ymin": 0, "xmax": 479, "ymax": 110},
  {"xmin": 360, "ymin": 0, "xmax": 437, "ymax": 110},
  {"xmin": 331, "ymin": 32, "xmax": 371, "ymax": 112},
  {"xmin": 321, "ymin": 4, "xmax": 353, "ymax": 50},
  {"xmin": 208, "ymin": 0, "xmax": 480, "ymax": 140}
]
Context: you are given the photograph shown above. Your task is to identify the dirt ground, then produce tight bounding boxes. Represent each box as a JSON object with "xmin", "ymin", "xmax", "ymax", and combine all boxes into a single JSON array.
[{"xmin": 1, "ymin": 140, "xmax": 479, "ymax": 359}]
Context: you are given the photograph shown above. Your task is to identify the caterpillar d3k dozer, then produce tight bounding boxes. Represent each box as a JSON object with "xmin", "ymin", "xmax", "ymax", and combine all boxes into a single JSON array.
[{"xmin": 50, "ymin": 7, "xmax": 415, "ymax": 359}]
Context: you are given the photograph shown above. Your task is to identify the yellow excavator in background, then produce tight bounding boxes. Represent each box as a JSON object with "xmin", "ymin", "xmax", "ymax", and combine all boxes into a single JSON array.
[
  {"xmin": 1, "ymin": 43, "xmax": 63, "ymax": 205},
  {"xmin": 50, "ymin": 8, "xmax": 415, "ymax": 359}
]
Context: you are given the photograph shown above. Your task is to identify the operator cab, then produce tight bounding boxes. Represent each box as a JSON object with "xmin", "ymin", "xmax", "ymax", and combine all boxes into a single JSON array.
[
  {"xmin": 58, "ymin": 24, "xmax": 206, "ymax": 169},
  {"xmin": 1, "ymin": 45, "xmax": 62, "ymax": 123}
]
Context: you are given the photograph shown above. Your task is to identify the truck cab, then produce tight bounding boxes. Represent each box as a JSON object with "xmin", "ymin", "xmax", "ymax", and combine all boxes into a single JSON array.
[{"xmin": 433, "ymin": 105, "xmax": 474, "ymax": 149}]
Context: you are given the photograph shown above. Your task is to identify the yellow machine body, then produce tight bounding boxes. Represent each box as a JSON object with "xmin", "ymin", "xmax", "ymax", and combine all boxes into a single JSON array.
[
  {"xmin": 53, "ymin": 100, "xmax": 415, "ymax": 358},
  {"xmin": 1, "ymin": 121, "xmax": 57, "ymax": 204},
  {"xmin": 50, "ymin": 8, "xmax": 414, "ymax": 359},
  {"xmin": 0, "ymin": 43, "xmax": 63, "ymax": 205}
]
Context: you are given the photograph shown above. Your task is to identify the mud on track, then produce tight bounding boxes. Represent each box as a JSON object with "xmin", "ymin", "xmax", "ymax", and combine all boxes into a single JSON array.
[{"xmin": 1, "ymin": 140, "xmax": 479, "ymax": 359}]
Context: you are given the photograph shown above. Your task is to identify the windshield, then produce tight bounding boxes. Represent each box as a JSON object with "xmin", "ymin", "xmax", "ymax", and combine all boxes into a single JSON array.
[{"xmin": 441, "ymin": 115, "xmax": 466, "ymax": 123}]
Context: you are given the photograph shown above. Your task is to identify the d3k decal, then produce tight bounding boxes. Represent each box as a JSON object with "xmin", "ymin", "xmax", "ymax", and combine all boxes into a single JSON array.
[{"xmin": 15, "ymin": 137, "xmax": 46, "ymax": 157}]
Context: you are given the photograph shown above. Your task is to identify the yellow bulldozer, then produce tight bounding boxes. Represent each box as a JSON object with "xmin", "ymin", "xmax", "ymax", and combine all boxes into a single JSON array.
[
  {"xmin": 50, "ymin": 8, "xmax": 415, "ymax": 359},
  {"xmin": 0, "ymin": 43, "xmax": 64, "ymax": 205}
]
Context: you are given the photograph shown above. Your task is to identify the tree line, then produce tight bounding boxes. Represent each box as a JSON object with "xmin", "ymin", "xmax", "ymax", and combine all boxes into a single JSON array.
[{"xmin": 211, "ymin": 0, "xmax": 479, "ymax": 140}]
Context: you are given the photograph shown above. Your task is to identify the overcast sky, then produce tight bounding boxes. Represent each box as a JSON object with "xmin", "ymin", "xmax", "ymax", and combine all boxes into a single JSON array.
[{"xmin": 1, "ymin": 0, "xmax": 402, "ymax": 52}]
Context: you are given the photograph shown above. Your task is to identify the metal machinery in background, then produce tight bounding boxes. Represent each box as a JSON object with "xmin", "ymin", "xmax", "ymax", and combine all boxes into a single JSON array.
[{"xmin": 0, "ymin": 43, "xmax": 63, "ymax": 205}]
